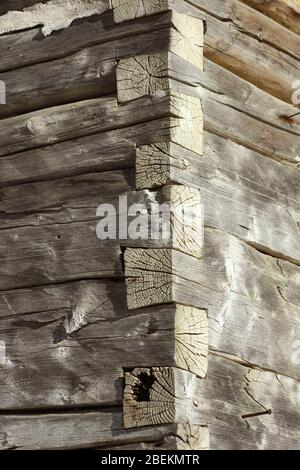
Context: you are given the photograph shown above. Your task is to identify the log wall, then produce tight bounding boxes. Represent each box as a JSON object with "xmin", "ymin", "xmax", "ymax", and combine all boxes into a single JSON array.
[{"xmin": 0, "ymin": 0, "xmax": 299, "ymax": 450}]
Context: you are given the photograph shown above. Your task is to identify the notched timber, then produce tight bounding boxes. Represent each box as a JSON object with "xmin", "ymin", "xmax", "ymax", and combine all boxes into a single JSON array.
[
  {"xmin": 0, "ymin": 0, "xmax": 109, "ymax": 37},
  {"xmin": 123, "ymin": 367, "xmax": 202, "ymax": 428}
]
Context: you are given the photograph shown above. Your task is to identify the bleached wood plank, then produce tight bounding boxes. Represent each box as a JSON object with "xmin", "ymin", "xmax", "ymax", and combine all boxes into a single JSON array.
[{"xmin": 0, "ymin": 280, "xmax": 207, "ymax": 408}]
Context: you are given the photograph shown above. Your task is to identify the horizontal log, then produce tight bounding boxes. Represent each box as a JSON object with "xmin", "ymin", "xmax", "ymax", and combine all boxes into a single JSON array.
[
  {"xmin": 0, "ymin": 0, "xmax": 48, "ymax": 15},
  {"xmin": 0, "ymin": 410, "xmax": 183, "ymax": 450},
  {"xmin": 0, "ymin": 90, "xmax": 202, "ymax": 158},
  {"xmin": 112, "ymin": 0, "xmax": 300, "ymax": 103},
  {"xmin": 125, "ymin": 227, "xmax": 300, "ymax": 380},
  {"xmin": 136, "ymin": 132, "xmax": 300, "ymax": 264},
  {"xmin": 196, "ymin": 354, "xmax": 300, "ymax": 450},
  {"xmin": 0, "ymin": 10, "xmax": 175, "ymax": 73},
  {"xmin": 0, "ymin": 414, "xmax": 208, "ymax": 450},
  {"xmin": 0, "ymin": 171, "xmax": 204, "ymax": 257},
  {"xmin": 0, "ymin": 220, "xmax": 123, "ymax": 290},
  {"xmin": 2, "ymin": 353, "xmax": 299, "ymax": 449},
  {"xmin": 0, "ymin": 120, "xmax": 172, "ymax": 187},
  {"xmin": 0, "ymin": 279, "xmax": 207, "ymax": 408},
  {"xmin": 0, "ymin": 53, "xmax": 116, "ymax": 118},
  {"xmin": 0, "ymin": 12, "xmax": 203, "ymax": 118},
  {"xmin": 241, "ymin": 0, "xmax": 300, "ymax": 36},
  {"xmin": 100, "ymin": 424, "xmax": 209, "ymax": 450}
]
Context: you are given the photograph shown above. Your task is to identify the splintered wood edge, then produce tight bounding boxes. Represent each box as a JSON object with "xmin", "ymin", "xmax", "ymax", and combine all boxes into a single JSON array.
[
  {"xmin": 175, "ymin": 424, "xmax": 209, "ymax": 450},
  {"xmin": 123, "ymin": 367, "xmax": 199, "ymax": 428}
]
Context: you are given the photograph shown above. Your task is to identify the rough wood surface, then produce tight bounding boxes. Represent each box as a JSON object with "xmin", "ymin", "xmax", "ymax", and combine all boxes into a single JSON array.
[
  {"xmin": 0, "ymin": 410, "xmax": 182, "ymax": 450},
  {"xmin": 0, "ymin": 282, "xmax": 207, "ymax": 408},
  {"xmin": 241, "ymin": 0, "xmax": 300, "ymax": 35},
  {"xmin": 0, "ymin": 13, "xmax": 203, "ymax": 118},
  {"xmin": 111, "ymin": 0, "xmax": 171, "ymax": 22},
  {"xmin": 0, "ymin": 415, "xmax": 208, "ymax": 450},
  {"xmin": 125, "ymin": 228, "xmax": 300, "ymax": 381},
  {"xmin": 112, "ymin": 0, "xmax": 300, "ymax": 102},
  {"xmin": 0, "ymin": 221, "xmax": 123, "ymax": 291},
  {"xmin": 123, "ymin": 367, "xmax": 201, "ymax": 428},
  {"xmin": 196, "ymin": 354, "xmax": 300, "ymax": 450},
  {"xmin": 0, "ymin": 91, "xmax": 202, "ymax": 158},
  {"xmin": 135, "ymin": 132, "xmax": 300, "ymax": 265},
  {"xmin": 0, "ymin": 0, "xmax": 109, "ymax": 36}
]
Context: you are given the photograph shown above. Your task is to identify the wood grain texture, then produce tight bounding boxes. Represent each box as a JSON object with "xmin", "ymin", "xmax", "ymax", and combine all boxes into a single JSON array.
[
  {"xmin": 123, "ymin": 367, "xmax": 201, "ymax": 428},
  {"xmin": 0, "ymin": 410, "xmax": 182, "ymax": 450},
  {"xmin": 0, "ymin": 13, "xmax": 202, "ymax": 117},
  {"xmin": 0, "ymin": 281, "xmax": 207, "ymax": 408},
  {"xmin": 0, "ymin": 221, "xmax": 123, "ymax": 291},
  {"xmin": 0, "ymin": 10, "xmax": 174, "ymax": 73},
  {"xmin": 135, "ymin": 132, "xmax": 300, "ymax": 265},
  {"xmin": 99, "ymin": 424, "xmax": 209, "ymax": 450},
  {"xmin": 196, "ymin": 354, "xmax": 300, "ymax": 450},
  {"xmin": 0, "ymin": 415, "xmax": 208, "ymax": 450},
  {"xmin": 0, "ymin": 0, "xmax": 109, "ymax": 36},
  {"xmin": 125, "ymin": 228, "xmax": 300, "ymax": 381}
]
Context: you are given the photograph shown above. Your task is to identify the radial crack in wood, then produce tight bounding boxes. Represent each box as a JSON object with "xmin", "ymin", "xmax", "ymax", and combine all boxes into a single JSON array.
[
  {"xmin": 123, "ymin": 367, "xmax": 200, "ymax": 428},
  {"xmin": 175, "ymin": 305, "xmax": 208, "ymax": 378}
]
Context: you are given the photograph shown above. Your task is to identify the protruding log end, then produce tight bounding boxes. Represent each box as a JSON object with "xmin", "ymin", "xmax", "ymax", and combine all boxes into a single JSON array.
[{"xmin": 123, "ymin": 367, "xmax": 199, "ymax": 428}]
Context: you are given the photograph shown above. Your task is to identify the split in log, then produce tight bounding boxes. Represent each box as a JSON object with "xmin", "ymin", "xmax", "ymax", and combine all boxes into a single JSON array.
[{"xmin": 123, "ymin": 367, "xmax": 202, "ymax": 428}]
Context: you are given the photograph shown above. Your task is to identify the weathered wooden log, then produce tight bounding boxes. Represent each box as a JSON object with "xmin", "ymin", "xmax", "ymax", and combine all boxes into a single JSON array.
[
  {"xmin": 123, "ymin": 367, "xmax": 202, "ymax": 428},
  {"xmin": 124, "ymin": 227, "xmax": 300, "ymax": 381},
  {"xmin": 0, "ymin": 90, "xmax": 202, "ymax": 157},
  {"xmin": 1, "ymin": 353, "xmax": 300, "ymax": 449},
  {"xmin": 241, "ymin": 0, "xmax": 300, "ymax": 36},
  {"xmin": 0, "ymin": 11, "xmax": 204, "ymax": 118},
  {"xmin": 112, "ymin": 0, "xmax": 300, "ymax": 103},
  {"xmin": 0, "ymin": 413, "xmax": 207, "ymax": 451}
]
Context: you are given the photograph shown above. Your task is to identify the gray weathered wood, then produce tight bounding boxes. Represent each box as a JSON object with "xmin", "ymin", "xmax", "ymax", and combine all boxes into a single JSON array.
[
  {"xmin": 125, "ymin": 228, "xmax": 300, "ymax": 381},
  {"xmin": 196, "ymin": 354, "xmax": 300, "ymax": 450},
  {"xmin": 0, "ymin": 0, "xmax": 109, "ymax": 36},
  {"xmin": 0, "ymin": 414, "xmax": 208, "ymax": 450},
  {"xmin": 0, "ymin": 15, "xmax": 203, "ymax": 118},
  {"xmin": 0, "ymin": 410, "xmax": 181, "ymax": 450},
  {"xmin": 0, "ymin": 221, "xmax": 123, "ymax": 290},
  {"xmin": 0, "ymin": 281, "xmax": 207, "ymax": 408},
  {"xmin": 112, "ymin": 0, "xmax": 300, "ymax": 102},
  {"xmin": 0, "ymin": 11, "xmax": 175, "ymax": 73},
  {"xmin": 135, "ymin": 133, "xmax": 300, "ymax": 265},
  {"xmin": 0, "ymin": 91, "xmax": 202, "ymax": 158}
]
